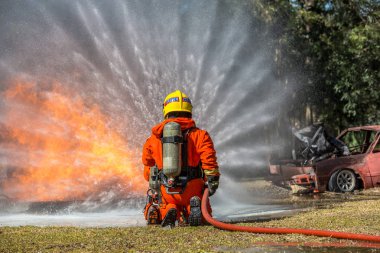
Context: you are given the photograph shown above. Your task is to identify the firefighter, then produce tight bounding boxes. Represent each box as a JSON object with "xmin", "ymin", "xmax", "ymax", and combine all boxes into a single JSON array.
[{"xmin": 142, "ymin": 90, "xmax": 220, "ymax": 227}]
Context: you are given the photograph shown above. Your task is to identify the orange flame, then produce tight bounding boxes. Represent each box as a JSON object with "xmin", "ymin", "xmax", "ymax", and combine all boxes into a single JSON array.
[{"xmin": 0, "ymin": 79, "xmax": 144, "ymax": 202}]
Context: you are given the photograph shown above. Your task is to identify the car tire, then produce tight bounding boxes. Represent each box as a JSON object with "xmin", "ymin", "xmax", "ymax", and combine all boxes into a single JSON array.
[
  {"xmin": 330, "ymin": 169, "xmax": 357, "ymax": 193},
  {"xmin": 328, "ymin": 171, "xmax": 339, "ymax": 192}
]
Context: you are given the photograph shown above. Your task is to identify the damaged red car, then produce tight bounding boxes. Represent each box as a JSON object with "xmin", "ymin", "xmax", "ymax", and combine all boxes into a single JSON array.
[{"xmin": 270, "ymin": 125, "xmax": 380, "ymax": 193}]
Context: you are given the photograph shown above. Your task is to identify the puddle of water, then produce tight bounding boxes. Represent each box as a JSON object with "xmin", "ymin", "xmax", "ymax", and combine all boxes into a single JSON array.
[
  {"xmin": 0, "ymin": 210, "xmax": 145, "ymax": 227},
  {"xmin": 1, "ymin": 191, "xmax": 377, "ymax": 227},
  {"xmin": 0, "ymin": 199, "xmax": 297, "ymax": 227},
  {"xmin": 213, "ymin": 203, "xmax": 299, "ymax": 223}
]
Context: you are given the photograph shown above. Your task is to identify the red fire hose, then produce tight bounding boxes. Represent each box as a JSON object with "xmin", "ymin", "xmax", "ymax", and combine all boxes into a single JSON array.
[{"xmin": 201, "ymin": 188, "xmax": 380, "ymax": 243}]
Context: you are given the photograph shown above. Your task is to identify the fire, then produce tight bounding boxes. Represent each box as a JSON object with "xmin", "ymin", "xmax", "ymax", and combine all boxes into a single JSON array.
[{"xmin": 0, "ymin": 79, "xmax": 144, "ymax": 202}]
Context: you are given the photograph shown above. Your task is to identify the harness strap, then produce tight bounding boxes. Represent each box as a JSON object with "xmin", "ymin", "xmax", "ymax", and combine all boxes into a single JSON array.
[
  {"xmin": 162, "ymin": 135, "xmax": 183, "ymax": 144},
  {"xmin": 179, "ymin": 166, "xmax": 203, "ymax": 179},
  {"xmin": 181, "ymin": 127, "xmax": 203, "ymax": 179},
  {"xmin": 159, "ymin": 166, "xmax": 202, "ymax": 187},
  {"xmin": 182, "ymin": 128, "xmax": 190, "ymax": 176}
]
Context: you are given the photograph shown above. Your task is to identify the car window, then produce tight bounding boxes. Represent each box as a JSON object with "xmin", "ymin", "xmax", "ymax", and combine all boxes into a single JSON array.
[
  {"xmin": 369, "ymin": 131, "xmax": 377, "ymax": 143},
  {"xmin": 373, "ymin": 137, "xmax": 380, "ymax": 153},
  {"xmin": 340, "ymin": 130, "xmax": 376, "ymax": 154}
]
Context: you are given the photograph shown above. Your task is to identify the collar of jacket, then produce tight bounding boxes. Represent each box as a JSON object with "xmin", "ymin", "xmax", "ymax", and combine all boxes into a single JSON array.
[{"xmin": 151, "ymin": 118, "xmax": 196, "ymax": 137}]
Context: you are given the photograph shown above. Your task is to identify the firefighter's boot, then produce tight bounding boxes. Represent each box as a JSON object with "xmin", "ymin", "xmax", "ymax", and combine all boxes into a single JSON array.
[
  {"xmin": 188, "ymin": 196, "xmax": 202, "ymax": 226},
  {"xmin": 147, "ymin": 205, "xmax": 160, "ymax": 225},
  {"xmin": 161, "ymin": 208, "xmax": 177, "ymax": 228}
]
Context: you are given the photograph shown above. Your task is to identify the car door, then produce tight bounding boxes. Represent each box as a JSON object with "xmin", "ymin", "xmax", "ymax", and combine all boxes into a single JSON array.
[{"xmin": 367, "ymin": 134, "xmax": 380, "ymax": 187}]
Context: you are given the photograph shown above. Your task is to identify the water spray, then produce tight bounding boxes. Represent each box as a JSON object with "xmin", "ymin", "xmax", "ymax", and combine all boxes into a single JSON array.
[
  {"xmin": 0, "ymin": 1, "xmax": 288, "ymax": 208},
  {"xmin": 1, "ymin": 3, "xmax": 377, "ymax": 243}
]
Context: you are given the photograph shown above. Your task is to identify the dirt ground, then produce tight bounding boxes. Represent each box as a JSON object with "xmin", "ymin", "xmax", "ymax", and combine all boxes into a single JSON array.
[{"xmin": 241, "ymin": 179, "xmax": 380, "ymax": 206}]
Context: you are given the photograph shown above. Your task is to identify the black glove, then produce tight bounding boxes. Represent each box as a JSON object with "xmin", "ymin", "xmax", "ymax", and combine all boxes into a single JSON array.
[{"xmin": 206, "ymin": 176, "xmax": 219, "ymax": 196}]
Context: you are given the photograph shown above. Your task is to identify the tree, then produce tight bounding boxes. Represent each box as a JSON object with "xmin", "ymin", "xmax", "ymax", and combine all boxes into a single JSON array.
[{"xmin": 252, "ymin": 0, "xmax": 380, "ymax": 131}]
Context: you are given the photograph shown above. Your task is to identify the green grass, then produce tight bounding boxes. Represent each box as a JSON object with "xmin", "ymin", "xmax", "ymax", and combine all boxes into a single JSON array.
[{"xmin": 1, "ymin": 199, "xmax": 380, "ymax": 252}]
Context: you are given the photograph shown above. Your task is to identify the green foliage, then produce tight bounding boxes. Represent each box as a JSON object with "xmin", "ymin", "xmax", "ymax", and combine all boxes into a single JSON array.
[{"xmin": 252, "ymin": 0, "xmax": 380, "ymax": 130}]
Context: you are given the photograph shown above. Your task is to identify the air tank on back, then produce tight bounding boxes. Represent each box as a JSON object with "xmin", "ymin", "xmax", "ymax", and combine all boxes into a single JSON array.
[
  {"xmin": 149, "ymin": 166, "xmax": 160, "ymax": 191},
  {"xmin": 162, "ymin": 122, "xmax": 182, "ymax": 186}
]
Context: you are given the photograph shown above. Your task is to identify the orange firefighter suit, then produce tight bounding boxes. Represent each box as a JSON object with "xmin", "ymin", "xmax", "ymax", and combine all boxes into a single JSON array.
[{"xmin": 142, "ymin": 117, "xmax": 219, "ymax": 222}]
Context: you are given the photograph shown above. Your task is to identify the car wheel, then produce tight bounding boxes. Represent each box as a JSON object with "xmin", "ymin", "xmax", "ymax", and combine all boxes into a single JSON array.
[
  {"xmin": 328, "ymin": 171, "xmax": 339, "ymax": 192},
  {"xmin": 335, "ymin": 169, "xmax": 357, "ymax": 192}
]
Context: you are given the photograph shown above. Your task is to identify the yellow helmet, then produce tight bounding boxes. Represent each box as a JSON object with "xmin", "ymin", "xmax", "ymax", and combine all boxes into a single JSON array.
[{"xmin": 162, "ymin": 90, "xmax": 192, "ymax": 118}]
